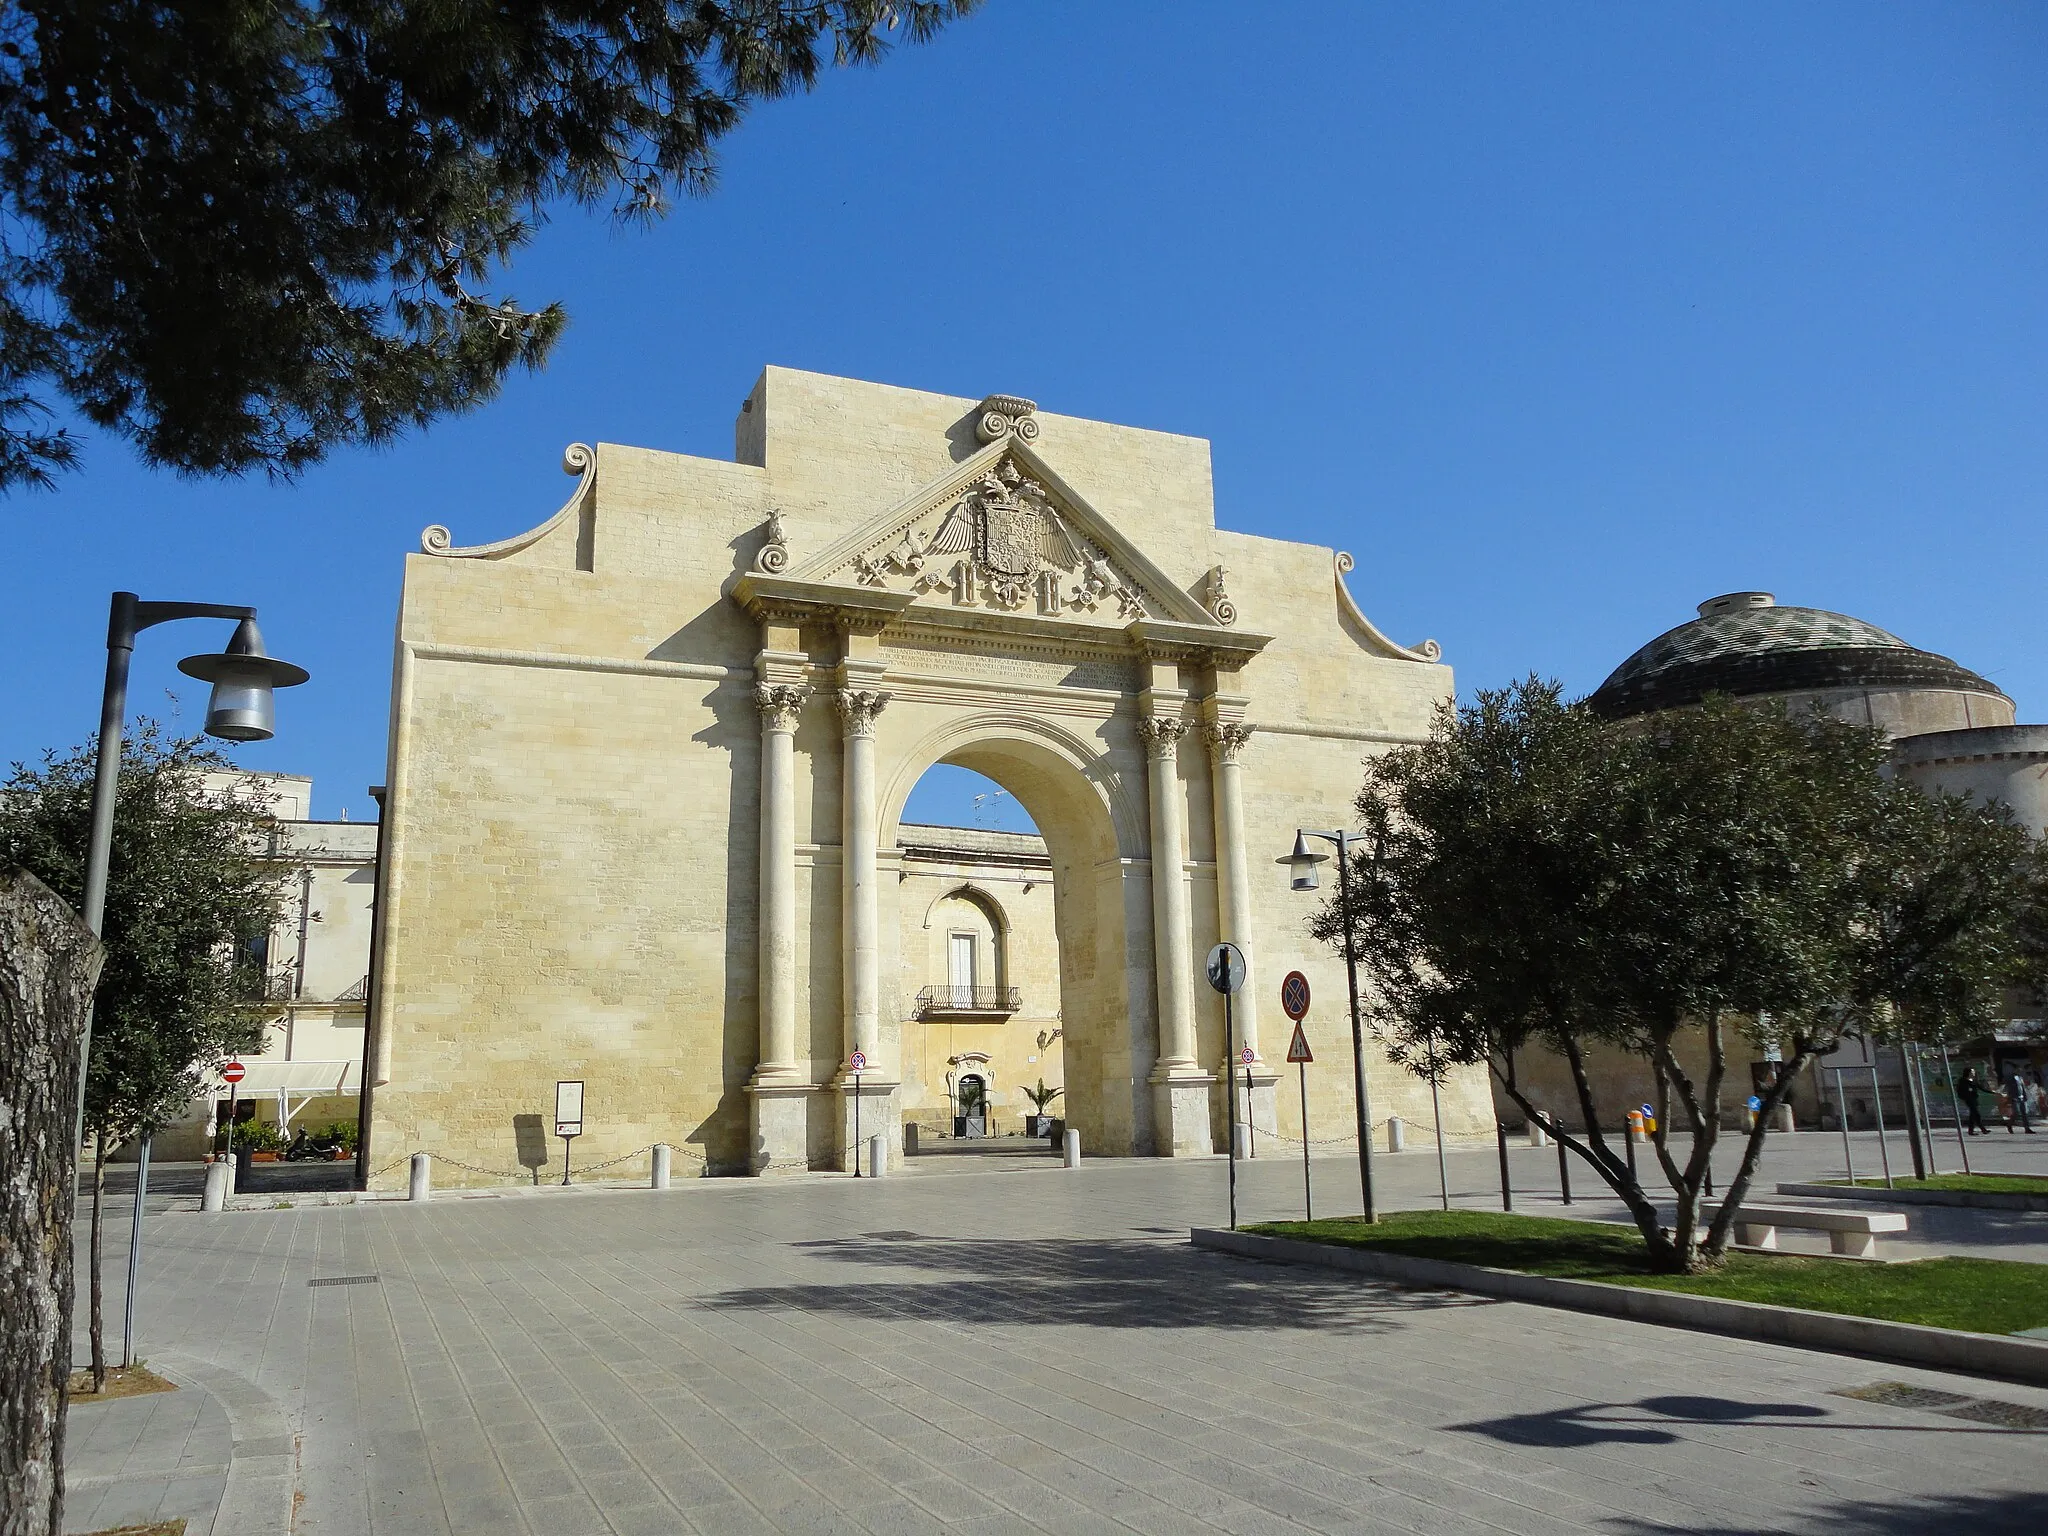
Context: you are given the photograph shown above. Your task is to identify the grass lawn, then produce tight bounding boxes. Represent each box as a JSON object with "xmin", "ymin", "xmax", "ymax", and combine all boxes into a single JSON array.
[
  {"xmin": 1825, "ymin": 1173, "xmax": 2048, "ymax": 1196},
  {"xmin": 1248, "ymin": 1210, "xmax": 2048, "ymax": 1336}
]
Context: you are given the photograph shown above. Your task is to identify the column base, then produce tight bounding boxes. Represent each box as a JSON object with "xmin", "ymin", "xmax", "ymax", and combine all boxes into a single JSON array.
[
  {"xmin": 746, "ymin": 1077, "xmax": 814, "ymax": 1175},
  {"xmin": 832, "ymin": 1076, "xmax": 900, "ymax": 1173},
  {"xmin": 1150, "ymin": 1069, "xmax": 1217, "ymax": 1157}
]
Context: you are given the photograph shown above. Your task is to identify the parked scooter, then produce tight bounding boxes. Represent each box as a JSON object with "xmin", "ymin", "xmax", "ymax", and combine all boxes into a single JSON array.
[{"xmin": 284, "ymin": 1127, "xmax": 343, "ymax": 1162}]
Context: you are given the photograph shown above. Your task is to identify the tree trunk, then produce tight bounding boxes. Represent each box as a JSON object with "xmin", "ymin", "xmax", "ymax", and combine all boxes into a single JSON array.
[
  {"xmin": 1493, "ymin": 1040, "xmax": 1679, "ymax": 1268},
  {"xmin": 1899, "ymin": 1043, "xmax": 1928, "ymax": 1181},
  {"xmin": 88, "ymin": 1134, "xmax": 106, "ymax": 1393},
  {"xmin": 1703, "ymin": 1046, "xmax": 1818, "ymax": 1256},
  {"xmin": 0, "ymin": 868, "xmax": 104, "ymax": 1536}
]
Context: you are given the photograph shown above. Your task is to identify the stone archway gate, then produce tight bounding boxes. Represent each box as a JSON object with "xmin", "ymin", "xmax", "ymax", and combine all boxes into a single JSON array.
[{"xmin": 366, "ymin": 367, "xmax": 1488, "ymax": 1184}]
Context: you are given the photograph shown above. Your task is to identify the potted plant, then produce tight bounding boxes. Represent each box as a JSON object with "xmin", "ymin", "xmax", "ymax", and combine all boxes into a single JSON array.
[{"xmin": 1023, "ymin": 1079, "xmax": 1064, "ymax": 1139}]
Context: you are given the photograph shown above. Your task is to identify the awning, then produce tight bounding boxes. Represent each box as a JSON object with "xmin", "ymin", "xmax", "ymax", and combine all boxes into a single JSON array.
[{"xmin": 205, "ymin": 1059, "xmax": 359, "ymax": 1095}]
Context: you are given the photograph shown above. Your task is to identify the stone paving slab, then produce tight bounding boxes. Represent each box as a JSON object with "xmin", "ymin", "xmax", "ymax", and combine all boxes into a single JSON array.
[
  {"xmin": 61, "ymin": 1370, "xmax": 229, "ymax": 1535},
  {"xmin": 71, "ymin": 1145, "xmax": 2048, "ymax": 1535}
]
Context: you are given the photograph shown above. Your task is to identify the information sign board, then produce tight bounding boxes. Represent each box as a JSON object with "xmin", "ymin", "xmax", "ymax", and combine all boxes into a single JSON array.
[{"xmin": 555, "ymin": 1079, "xmax": 584, "ymax": 1138}]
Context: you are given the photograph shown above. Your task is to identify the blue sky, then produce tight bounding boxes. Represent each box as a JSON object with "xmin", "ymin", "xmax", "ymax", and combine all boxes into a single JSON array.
[{"xmin": 5, "ymin": 2, "xmax": 2043, "ymax": 831}]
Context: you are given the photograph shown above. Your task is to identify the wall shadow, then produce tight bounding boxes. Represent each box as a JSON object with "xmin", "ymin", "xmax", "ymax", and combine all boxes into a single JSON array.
[
  {"xmin": 694, "ymin": 1234, "xmax": 1493, "ymax": 1333},
  {"xmin": 511, "ymin": 1115, "xmax": 548, "ymax": 1185}
]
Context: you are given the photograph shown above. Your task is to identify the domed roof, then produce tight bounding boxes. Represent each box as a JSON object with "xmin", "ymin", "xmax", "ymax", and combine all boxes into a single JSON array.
[{"xmin": 1588, "ymin": 592, "xmax": 2006, "ymax": 721}]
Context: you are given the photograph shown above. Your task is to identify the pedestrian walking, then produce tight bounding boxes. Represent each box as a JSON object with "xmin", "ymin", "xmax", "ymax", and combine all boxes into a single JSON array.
[
  {"xmin": 2001, "ymin": 1065, "xmax": 2035, "ymax": 1134},
  {"xmin": 1959, "ymin": 1066, "xmax": 1989, "ymax": 1135}
]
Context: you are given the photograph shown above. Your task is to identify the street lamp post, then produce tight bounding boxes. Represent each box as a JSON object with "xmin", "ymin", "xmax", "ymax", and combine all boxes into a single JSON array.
[
  {"xmin": 75, "ymin": 591, "xmax": 309, "ymax": 1144},
  {"xmin": 1280, "ymin": 829, "xmax": 1378, "ymax": 1224},
  {"xmin": 83, "ymin": 593, "xmax": 305, "ymax": 1373}
]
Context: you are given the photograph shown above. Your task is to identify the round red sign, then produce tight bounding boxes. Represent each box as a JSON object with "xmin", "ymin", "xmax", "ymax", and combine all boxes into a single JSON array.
[
  {"xmin": 1280, "ymin": 971, "xmax": 1311, "ymax": 1022},
  {"xmin": 221, "ymin": 1060, "xmax": 246, "ymax": 1084}
]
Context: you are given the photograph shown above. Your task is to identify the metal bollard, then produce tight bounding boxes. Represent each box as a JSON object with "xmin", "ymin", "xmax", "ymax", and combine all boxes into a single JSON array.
[
  {"xmin": 1527, "ymin": 1121, "xmax": 1549, "ymax": 1149},
  {"xmin": 1496, "ymin": 1122, "xmax": 1513, "ymax": 1212},
  {"xmin": 408, "ymin": 1152, "xmax": 432, "ymax": 1202},
  {"xmin": 1387, "ymin": 1117, "xmax": 1406, "ymax": 1153},
  {"xmin": 1063, "ymin": 1129, "xmax": 1081, "ymax": 1168},
  {"xmin": 903, "ymin": 1123, "xmax": 920, "ymax": 1158},
  {"xmin": 202, "ymin": 1159, "xmax": 231, "ymax": 1213},
  {"xmin": 651, "ymin": 1143, "xmax": 671, "ymax": 1189},
  {"xmin": 866, "ymin": 1134, "xmax": 886, "ymax": 1179}
]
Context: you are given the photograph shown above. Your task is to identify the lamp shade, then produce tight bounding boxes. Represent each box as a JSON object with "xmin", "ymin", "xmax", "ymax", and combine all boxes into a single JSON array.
[
  {"xmin": 1278, "ymin": 830, "xmax": 1330, "ymax": 892},
  {"xmin": 177, "ymin": 618, "xmax": 309, "ymax": 742}
]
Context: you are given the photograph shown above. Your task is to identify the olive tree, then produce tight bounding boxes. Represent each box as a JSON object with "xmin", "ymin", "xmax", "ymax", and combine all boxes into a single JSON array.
[
  {"xmin": 1324, "ymin": 680, "xmax": 2033, "ymax": 1273},
  {"xmin": 0, "ymin": 725, "xmax": 284, "ymax": 1390}
]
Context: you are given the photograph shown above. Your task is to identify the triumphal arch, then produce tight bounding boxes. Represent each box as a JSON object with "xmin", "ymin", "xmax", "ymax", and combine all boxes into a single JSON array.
[{"xmin": 366, "ymin": 369, "xmax": 1485, "ymax": 1181}]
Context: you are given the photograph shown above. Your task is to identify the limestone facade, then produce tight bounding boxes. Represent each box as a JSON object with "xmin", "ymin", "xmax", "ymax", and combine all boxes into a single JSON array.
[{"xmin": 367, "ymin": 368, "xmax": 1490, "ymax": 1183}]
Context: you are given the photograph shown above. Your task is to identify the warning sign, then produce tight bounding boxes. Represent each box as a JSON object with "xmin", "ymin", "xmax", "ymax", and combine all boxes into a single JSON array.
[{"xmin": 1285, "ymin": 1023, "xmax": 1313, "ymax": 1064}]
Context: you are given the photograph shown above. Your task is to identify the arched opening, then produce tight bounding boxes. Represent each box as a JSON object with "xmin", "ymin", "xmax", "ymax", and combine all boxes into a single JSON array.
[{"xmin": 883, "ymin": 724, "xmax": 1149, "ymax": 1155}]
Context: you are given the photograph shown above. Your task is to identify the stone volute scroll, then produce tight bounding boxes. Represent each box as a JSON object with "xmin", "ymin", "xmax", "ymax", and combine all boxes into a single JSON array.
[
  {"xmin": 1204, "ymin": 566, "xmax": 1238, "ymax": 627},
  {"xmin": 754, "ymin": 510, "xmax": 790, "ymax": 574},
  {"xmin": 1333, "ymin": 552, "xmax": 1443, "ymax": 663},
  {"xmin": 974, "ymin": 394, "xmax": 1040, "ymax": 445},
  {"xmin": 421, "ymin": 442, "xmax": 596, "ymax": 559}
]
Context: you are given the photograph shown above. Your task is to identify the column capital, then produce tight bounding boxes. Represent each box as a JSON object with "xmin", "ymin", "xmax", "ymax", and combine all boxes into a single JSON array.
[
  {"xmin": 835, "ymin": 688, "xmax": 891, "ymax": 738},
  {"xmin": 1205, "ymin": 721, "xmax": 1254, "ymax": 764},
  {"xmin": 1138, "ymin": 715, "xmax": 1188, "ymax": 757},
  {"xmin": 755, "ymin": 682, "xmax": 809, "ymax": 732}
]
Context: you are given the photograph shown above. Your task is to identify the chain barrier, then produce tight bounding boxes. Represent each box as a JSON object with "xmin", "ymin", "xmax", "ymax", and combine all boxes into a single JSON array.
[{"xmin": 369, "ymin": 1141, "xmax": 711, "ymax": 1185}]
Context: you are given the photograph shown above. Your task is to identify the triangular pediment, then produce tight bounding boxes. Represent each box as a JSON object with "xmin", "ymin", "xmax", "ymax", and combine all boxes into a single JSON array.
[{"xmin": 784, "ymin": 437, "xmax": 1217, "ymax": 627}]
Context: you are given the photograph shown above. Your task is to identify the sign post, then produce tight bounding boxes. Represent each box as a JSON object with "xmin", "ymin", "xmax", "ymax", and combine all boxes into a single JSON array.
[
  {"xmin": 1282, "ymin": 972, "xmax": 1313, "ymax": 1220},
  {"xmin": 849, "ymin": 1050, "xmax": 867, "ymax": 1177},
  {"xmin": 1206, "ymin": 943, "xmax": 1247, "ymax": 1229},
  {"xmin": 221, "ymin": 1058, "xmax": 245, "ymax": 1158},
  {"xmin": 555, "ymin": 1079, "xmax": 584, "ymax": 1185},
  {"xmin": 1241, "ymin": 1047, "xmax": 1256, "ymax": 1161}
]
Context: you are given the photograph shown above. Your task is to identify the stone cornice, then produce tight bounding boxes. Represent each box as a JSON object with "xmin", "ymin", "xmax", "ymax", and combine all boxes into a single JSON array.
[{"xmin": 731, "ymin": 573, "xmax": 914, "ymax": 633}]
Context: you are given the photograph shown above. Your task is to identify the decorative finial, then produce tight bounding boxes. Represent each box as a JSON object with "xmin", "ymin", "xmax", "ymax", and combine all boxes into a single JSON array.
[
  {"xmin": 975, "ymin": 394, "xmax": 1040, "ymax": 445},
  {"xmin": 1205, "ymin": 565, "xmax": 1237, "ymax": 627},
  {"xmin": 754, "ymin": 510, "xmax": 789, "ymax": 574}
]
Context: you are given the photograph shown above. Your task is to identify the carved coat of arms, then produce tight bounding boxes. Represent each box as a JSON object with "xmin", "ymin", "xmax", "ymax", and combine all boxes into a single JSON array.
[{"xmin": 848, "ymin": 456, "xmax": 1150, "ymax": 619}]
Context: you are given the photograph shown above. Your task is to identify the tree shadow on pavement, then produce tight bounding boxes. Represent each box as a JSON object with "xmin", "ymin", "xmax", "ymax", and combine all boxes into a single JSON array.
[
  {"xmin": 695, "ymin": 1234, "xmax": 1495, "ymax": 1332},
  {"xmin": 1604, "ymin": 1489, "xmax": 2036, "ymax": 1536},
  {"xmin": 1454, "ymin": 1392, "xmax": 2031, "ymax": 1451}
]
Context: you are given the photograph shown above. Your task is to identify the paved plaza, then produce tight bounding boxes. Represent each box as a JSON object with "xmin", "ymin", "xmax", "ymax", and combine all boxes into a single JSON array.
[{"xmin": 66, "ymin": 1134, "xmax": 2048, "ymax": 1535}]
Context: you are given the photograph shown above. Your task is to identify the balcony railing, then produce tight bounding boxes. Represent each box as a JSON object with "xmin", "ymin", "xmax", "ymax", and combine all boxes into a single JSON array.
[{"xmin": 916, "ymin": 985, "xmax": 1021, "ymax": 1018}]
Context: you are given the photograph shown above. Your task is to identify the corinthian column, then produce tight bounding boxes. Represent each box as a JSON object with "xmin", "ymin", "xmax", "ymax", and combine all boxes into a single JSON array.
[
  {"xmin": 1205, "ymin": 721, "xmax": 1258, "ymax": 1059},
  {"xmin": 835, "ymin": 688, "xmax": 889, "ymax": 1064},
  {"xmin": 753, "ymin": 683, "xmax": 807, "ymax": 1078},
  {"xmin": 1140, "ymin": 715, "xmax": 1197, "ymax": 1069}
]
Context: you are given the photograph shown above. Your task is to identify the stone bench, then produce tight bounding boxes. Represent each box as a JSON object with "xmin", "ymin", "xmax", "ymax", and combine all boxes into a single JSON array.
[{"xmin": 1733, "ymin": 1203, "xmax": 1907, "ymax": 1259}]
